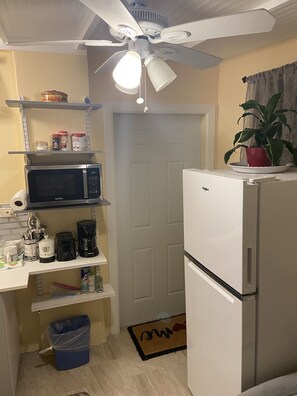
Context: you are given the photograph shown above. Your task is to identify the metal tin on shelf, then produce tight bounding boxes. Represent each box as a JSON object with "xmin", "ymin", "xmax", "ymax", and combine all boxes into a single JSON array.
[
  {"xmin": 71, "ymin": 132, "xmax": 87, "ymax": 151},
  {"xmin": 58, "ymin": 131, "xmax": 69, "ymax": 151},
  {"xmin": 52, "ymin": 134, "xmax": 60, "ymax": 151}
]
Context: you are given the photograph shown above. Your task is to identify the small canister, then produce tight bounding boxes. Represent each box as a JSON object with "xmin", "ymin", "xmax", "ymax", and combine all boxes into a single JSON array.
[
  {"xmin": 71, "ymin": 132, "xmax": 87, "ymax": 151},
  {"xmin": 81, "ymin": 267, "xmax": 91, "ymax": 293},
  {"xmin": 39, "ymin": 235, "xmax": 55, "ymax": 263},
  {"xmin": 24, "ymin": 239, "xmax": 38, "ymax": 262},
  {"xmin": 35, "ymin": 141, "xmax": 49, "ymax": 151},
  {"xmin": 52, "ymin": 134, "xmax": 60, "ymax": 151},
  {"xmin": 58, "ymin": 131, "xmax": 69, "ymax": 151}
]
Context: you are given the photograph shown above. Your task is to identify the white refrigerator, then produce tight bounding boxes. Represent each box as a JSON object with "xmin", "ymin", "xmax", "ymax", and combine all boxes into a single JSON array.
[{"xmin": 183, "ymin": 168, "xmax": 297, "ymax": 396}]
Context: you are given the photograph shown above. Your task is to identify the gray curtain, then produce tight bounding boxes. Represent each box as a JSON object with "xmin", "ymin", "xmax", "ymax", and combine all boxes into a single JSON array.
[{"xmin": 242, "ymin": 61, "xmax": 297, "ymax": 165}]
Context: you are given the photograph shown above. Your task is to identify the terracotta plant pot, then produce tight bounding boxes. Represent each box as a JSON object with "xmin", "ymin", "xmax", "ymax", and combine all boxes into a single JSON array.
[{"xmin": 245, "ymin": 147, "xmax": 271, "ymax": 167}]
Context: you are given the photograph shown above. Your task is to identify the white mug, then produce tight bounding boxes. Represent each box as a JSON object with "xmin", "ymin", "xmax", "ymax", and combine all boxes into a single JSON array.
[{"xmin": 3, "ymin": 245, "xmax": 18, "ymax": 264}]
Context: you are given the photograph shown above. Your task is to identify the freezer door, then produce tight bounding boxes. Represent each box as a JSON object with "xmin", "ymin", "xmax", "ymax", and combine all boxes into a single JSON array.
[
  {"xmin": 185, "ymin": 257, "xmax": 256, "ymax": 396},
  {"xmin": 183, "ymin": 169, "xmax": 258, "ymax": 294}
]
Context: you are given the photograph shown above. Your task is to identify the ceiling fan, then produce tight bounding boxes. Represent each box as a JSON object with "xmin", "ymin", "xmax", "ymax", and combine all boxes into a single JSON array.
[{"xmin": 8, "ymin": 0, "xmax": 276, "ymax": 94}]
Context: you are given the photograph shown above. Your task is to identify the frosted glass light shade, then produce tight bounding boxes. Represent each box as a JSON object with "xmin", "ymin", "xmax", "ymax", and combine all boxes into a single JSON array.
[
  {"xmin": 115, "ymin": 84, "xmax": 138, "ymax": 95},
  {"xmin": 145, "ymin": 55, "xmax": 177, "ymax": 92},
  {"xmin": 112, "ymin": 50, "xmax": 142, "ymax": 89}
]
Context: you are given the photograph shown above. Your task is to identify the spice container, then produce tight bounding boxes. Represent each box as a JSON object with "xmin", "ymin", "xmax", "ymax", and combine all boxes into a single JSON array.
[
  {"xmin": 58, "ymin": 131, "xmax": 69, "ymax": 151},
  {"xmin": 52, "ymin": 134, "xmax": 60, "ymax": 151},
  {"xmin": 71, "ymin": 132, "xmax": 87, "ymax": 151}
]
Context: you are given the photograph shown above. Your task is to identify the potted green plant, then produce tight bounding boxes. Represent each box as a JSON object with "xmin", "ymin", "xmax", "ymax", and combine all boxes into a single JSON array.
[{"xmin": 224, "ymin": 92, "xmax": 297, "ymax": 167}]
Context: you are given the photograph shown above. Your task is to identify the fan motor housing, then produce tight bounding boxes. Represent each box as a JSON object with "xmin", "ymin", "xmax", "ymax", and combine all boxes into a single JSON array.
[
  {"xmin": 130, "ymin": 8, "xmax": 168, "ymax": 37},
  {"xmin": 109, "ymin": 7, "xmax": 168, "ymax": 40}
]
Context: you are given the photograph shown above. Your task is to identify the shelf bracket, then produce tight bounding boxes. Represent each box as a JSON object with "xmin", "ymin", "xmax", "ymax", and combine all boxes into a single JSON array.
[
  {"xmin": 35, "ymin": 274, "xmax": 43, "ymax": 296},
  {"xmin": 19, "ymin": 96, "xmax": 30, "ymax": 151},
  {"xmin": 84, "ymin": 108, "xmax": 92, "ymax": 151}
]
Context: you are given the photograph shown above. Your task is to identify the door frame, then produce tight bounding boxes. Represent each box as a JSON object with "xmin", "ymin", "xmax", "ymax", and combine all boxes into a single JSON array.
[{"xmin": 103, "ymin": 102, "xmax": 216, "ymax": 333}]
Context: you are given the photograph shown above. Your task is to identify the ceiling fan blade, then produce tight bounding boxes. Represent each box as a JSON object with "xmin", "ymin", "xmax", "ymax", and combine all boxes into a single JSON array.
[
  {"xmin": 6, "ymin": 39, "xmax": 126, "ymax": 47},
  {"xmin": 94, "ymin": 50, "xmax": 127, "ymax": 73},
  {"xmin": 160, "ymin": 9, "xmax": 276, "ymax": 44},
  {"xmin": 155, "ymin": 44, "xmax": 222, "ymax": 70},
  {"xmin": 79, "ymin": 0, "xmax": 143, "ymax": 38}
]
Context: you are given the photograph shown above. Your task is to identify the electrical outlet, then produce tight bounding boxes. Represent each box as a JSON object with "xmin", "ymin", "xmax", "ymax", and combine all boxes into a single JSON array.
[{"xmin": 0, "ymin": 208, "xmax": 14, "ymax": 217}]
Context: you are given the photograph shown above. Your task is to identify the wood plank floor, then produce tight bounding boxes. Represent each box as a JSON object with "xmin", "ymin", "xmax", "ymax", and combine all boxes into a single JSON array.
[{"xmin": 16, "ymin": 328, "xmax": 192, "ymax": 396}]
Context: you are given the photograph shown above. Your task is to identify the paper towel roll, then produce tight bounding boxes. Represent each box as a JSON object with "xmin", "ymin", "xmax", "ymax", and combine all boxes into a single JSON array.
[{"xmin": 10, "ymin": 189, "xmax": 28, "ymax": 211}]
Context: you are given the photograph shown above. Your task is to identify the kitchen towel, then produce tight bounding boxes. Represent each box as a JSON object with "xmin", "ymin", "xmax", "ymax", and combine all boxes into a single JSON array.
[{"xmin": 10, "ymin": 189, "xmax": 27, "ymax": 211}]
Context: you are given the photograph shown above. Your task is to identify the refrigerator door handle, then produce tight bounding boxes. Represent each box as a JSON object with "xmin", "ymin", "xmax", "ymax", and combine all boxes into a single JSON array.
[
  {"xmin": 188, "ymin": 261, "xmax": 235, "ymax": 304},
  {"xmin": 246, "ymin": 247, "xmax": 253, "ymax": 287},
  {"xmin": 244, "ymin": 246, "xmax": 256, "ymax": 291}
]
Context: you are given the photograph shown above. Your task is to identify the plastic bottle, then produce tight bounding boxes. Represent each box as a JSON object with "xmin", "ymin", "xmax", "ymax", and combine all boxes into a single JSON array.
[
  {"xmin": 95, "ymin": 266, "xmax": 104, "ymax": 293},
  {"xmin": 88, "ymin": 267, "xmax": 95, "ymax": 293}
]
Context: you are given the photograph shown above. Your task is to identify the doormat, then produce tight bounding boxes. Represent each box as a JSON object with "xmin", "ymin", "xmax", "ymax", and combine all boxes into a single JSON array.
[{"xmin": 128, "ymin": 313, "xmax": 186, "ymax": 361}]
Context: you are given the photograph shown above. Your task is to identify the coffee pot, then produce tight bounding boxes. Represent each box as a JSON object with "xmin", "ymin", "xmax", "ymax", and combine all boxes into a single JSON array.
[{"xmin": 77, "ymin": 220, "xmax": 99, "ymax": 257}]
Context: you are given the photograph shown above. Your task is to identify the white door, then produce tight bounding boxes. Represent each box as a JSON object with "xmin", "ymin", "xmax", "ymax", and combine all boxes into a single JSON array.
[
  {"xmin": 185, "ymin": 258, "xmax": 256, "ymax": 396},
  {"xmin": 114, "ymin": 113, "xmax": 201, "ymax": 326}
]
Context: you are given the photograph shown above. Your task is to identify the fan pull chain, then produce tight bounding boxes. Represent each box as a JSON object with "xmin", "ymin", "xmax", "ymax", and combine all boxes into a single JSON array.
[
  {"xmin": 136, "ymin": 67, "xmax": 144, "ymax": 104},
  {"xmin": 144, "ymin": 66, "xmax": 148, "ymax": 113}
]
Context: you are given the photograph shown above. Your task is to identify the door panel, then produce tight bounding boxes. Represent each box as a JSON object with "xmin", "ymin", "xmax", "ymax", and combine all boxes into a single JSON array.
[
  {"xmin": 183, "ymin": 169, "xmax": 258, "ymax": 294},
  {"xmin": 185, "ymin": 258, "xmax": 256, "ymax": 396},
  {"xmin": 114, "ymin": 113, "xmax": 201, "ymax": 326}
]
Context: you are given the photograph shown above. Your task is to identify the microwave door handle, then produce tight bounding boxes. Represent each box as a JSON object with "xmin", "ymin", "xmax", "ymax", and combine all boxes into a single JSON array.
[{"xmin": 82, "ymin": 169, "xmax": 88, "ymax": 198}]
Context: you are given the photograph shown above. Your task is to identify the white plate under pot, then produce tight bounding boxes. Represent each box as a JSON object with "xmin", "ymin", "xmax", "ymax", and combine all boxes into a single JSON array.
[{"xmin": 229, "ymin": 162, "xmax": 292, "ymax": 174}]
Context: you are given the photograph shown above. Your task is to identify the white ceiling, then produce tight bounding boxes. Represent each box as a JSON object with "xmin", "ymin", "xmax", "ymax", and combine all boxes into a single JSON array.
[{"xmin": 0, "ymin": 0, "xmax": 296, "ymax": 60}]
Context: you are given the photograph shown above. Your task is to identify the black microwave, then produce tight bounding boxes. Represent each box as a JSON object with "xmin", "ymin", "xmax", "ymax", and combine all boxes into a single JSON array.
[{"xmin": 25, "ymin": 164, "xmax": 102, "ymax": 208}]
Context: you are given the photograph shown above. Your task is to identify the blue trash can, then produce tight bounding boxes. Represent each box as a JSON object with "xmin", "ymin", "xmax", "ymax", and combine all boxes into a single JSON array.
[{"xmin": 47, "ymin": 315, "xmax": 90, "ymax": 370}]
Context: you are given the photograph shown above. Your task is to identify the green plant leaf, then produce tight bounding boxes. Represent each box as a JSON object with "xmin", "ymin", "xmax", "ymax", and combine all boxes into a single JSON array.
[
  {"xmin": 266, "ymin": 92, "xmax": 282, "ymax": 121},
  {"xmin": 237, "ymin": 129, "xmax": 256, "ymax": 143},
  {"xmin": 237, "ymin": 112, "xmax": 262, "ymax": 125},
  {"xmin": 266, "ymin": 137, "xmax": 283, "ymax": 166},
  {"xmin": 265, "ymin": 123, "xmax": 282, "ymax": 138},
  {"xmin": 224, "ymin": 144, "xmax": 248, "ymax": 164},
  {"xmin": 240, "ymin": 99, "xmax": 260, "ymax": 111},
  {"xmin": 282, "ymin": 140, "xmax": 297, "ymax": 166},
  {"xmin": 233, "ymin": 131, "xmax": 242, "ymax": 145},
  {"xmin": 240, "ymin": 99, "xmax": 265, "ymax": 118}
]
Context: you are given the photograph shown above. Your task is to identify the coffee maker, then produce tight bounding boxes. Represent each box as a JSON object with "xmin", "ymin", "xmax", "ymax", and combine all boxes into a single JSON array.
[
  {"xmin": 77, "ymin": 220, "xmax": 99, "ymax": 257},
  {"xmin": 56, "ymin": 232, "xmax": 76, "ymax": 262}
]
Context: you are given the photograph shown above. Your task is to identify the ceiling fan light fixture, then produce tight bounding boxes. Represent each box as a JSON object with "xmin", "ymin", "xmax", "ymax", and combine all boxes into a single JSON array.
[
  {"xmin": 144, "ymin": 54, "xmax": 176, "ymax": 92},
  {"xmin": 112, "ymin": 50, "xmax": 142, "ymax": 89},
  {"xmin": 115, "ymin": 83, "xmax": 138, "ymax": 95},
  {"xmin": 162, "ymin": 30, "xmax": 191, "ymax": 42}
]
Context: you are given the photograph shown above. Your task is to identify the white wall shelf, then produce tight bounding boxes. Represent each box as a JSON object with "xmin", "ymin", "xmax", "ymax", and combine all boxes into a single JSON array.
[
  {"xmin": 8, "ymin": 150, "xmax": 102, "ymax": 155},
  {"xmin": 24, "ymin": 199, "xmax": 111, "ymax": 211},
  {"xmin": 26, "ymin": 253, "xmax": 107, "ymax": 275},
  {"xmin": 31, "ymin": 283, "xmax": 115, "ymax": 312},
  {"xmin": 5, "ymin": 100, "xmax": 102, "ymax": 111},
  {"xmin": 8, "ymin": 150, "xmax": 103, "ymax": 166}
]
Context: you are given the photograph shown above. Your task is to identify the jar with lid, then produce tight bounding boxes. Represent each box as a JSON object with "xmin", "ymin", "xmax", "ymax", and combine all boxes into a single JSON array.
[
  {"xmin": 71, "ymin": 132, "xmax": 87, "ymax": 151},
  {"xmin": 52, "ymin": 134, "xmax": 60, "ymax": 151},
  {"xmin": 58, "ymin": 131, "xmax": 69, "ymax": 151}
]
